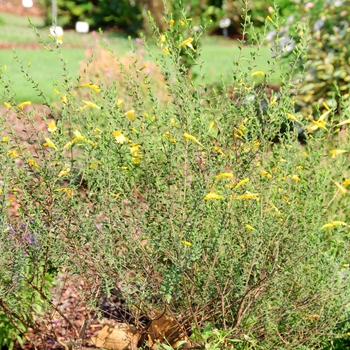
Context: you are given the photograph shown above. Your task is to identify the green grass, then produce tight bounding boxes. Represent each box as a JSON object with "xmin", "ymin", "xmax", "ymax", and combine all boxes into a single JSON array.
[
  {"xmin": 0, "ymin": 49, "xmax": 86, "ymax": 104},
  {"xmin": 0, "ymin": 13, "xmax": 47, "ymax": 44},
  {"xmin": 194, "ymin": 36, "xmax": 282, "ymax": 85},
  {"xmin": 0, "ymin": 12, "xmax": 283, "ymax": 103}
]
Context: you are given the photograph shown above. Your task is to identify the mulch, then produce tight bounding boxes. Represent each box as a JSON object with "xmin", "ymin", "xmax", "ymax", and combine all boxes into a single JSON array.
[
  {"xmin": 18, "ymin": 277, "xmax": 104, "ymax": 350},
  {"xmin": 2, "ymin": 104, "xmax": 107, "ymax": 349}
]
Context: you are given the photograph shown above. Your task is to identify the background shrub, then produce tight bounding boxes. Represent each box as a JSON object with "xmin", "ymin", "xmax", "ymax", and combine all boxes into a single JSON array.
[
  {"xmin": 37, "ymin": 0, "xmax": 305, "ymax": 37},
  {"xmin": 280, "ymin": 0, "xmax": 350, "ymax": 117}
]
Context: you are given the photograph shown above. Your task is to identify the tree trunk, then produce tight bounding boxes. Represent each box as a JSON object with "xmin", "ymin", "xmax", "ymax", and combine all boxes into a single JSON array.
[{"xmin": 138, "ymin": 0, "xmax": 167, "ymax": 33}]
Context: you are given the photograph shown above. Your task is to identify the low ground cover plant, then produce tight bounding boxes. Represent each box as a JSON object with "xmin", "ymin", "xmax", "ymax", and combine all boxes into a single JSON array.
[{"xmin": 0, "ymin": 4, "xmax": 350, "ymax": 349}]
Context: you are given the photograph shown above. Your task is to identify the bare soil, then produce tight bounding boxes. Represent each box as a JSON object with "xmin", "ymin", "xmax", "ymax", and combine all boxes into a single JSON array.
[{"xmin": 0, "ymin": 0, "xmax": 43, "ymax": 17}]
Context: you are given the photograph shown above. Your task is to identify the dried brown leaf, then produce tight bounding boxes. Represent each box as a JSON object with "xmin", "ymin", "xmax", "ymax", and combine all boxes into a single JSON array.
[
  {"xmin": 146, "ymin": 313, "xmax": 187, "ymax": 348},
  {"xmin": 90, "ymin": 323, "xmax": 140, "ymax": 350}
]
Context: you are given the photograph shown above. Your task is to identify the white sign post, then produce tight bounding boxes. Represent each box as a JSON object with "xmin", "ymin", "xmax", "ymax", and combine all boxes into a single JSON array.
[
  {"xmin": 22, "ymin": 0, "xmax": 34, "ymax": 8},
  {"xmin": 50, "ymin": 0, "xmax": 64, "ymax": 39},
  {"xmin": 75, "ymin": 21, "xmax": 89, "ymax": 34},
  {"xmin": 219, "ymin": 18, "xmax": 231, "ymax": 39},
  {"xmin": 50, "ymin": 26, "xmax": 64, "ymax": 37}
]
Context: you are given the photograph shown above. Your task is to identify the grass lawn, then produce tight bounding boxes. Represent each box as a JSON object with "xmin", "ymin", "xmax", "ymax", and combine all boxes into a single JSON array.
[
  {"xmin": 1, "ymin": 48, "xmax": 86, "ymax": 104},
  {"xmin": 195, "ymin": 36, "xmax": 282, "ymax": 85},
  {"xmin": 0, "ymin": 12, "xmax": 283, "ymax": 103}
]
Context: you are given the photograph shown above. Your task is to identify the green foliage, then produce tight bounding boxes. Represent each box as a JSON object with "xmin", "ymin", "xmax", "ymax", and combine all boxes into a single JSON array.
[
  {"xmin": 37, "ymin": 0, "xmax": 304, "ymax": 36},
  {"xmin": 0, "ymin": 254, "xmax": 55, "ymax": 349},
  {"xmin": 1, "ymin": 4, "xmax": 350, "ymax": 349},
  {"xmin": 40, "ymin": 0, "xmax": 143, "ymax": 33},
  {"xmin": 290, "ymin": 0, "xmax": 350, "ymax": 116}
]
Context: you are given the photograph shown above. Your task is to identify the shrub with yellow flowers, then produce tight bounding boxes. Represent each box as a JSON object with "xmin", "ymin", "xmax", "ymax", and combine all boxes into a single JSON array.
[{"xmin": 1, "ymin": 4, "xmax": 350, "ymax": 349}]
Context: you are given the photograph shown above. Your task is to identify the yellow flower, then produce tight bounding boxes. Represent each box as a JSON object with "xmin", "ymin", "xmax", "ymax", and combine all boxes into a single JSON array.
[
  {"xmin": 215, "ymin": 172, "xmax": 233, "ymax": 179},
  {"xmin": 54, "ymin": 88, "xmax": 60, "ymax": 94},
  {"xmin": 109, "ymin": 192, "xmax": 122, "ymax": 198},
  {"xmin": 204, "ymin": 192, "xmax": 223, "ymax": 200},
  {"xmin": 4, "ymin": 102, "xmax": 12, "ymax": 109},
  {"xmin": 159, "ymin": 34, "xmax": 166, "ymax": 43},
  {"xmin": 43, "ymin": 137, "xmax": 57, "ymax": 150},
  {"xmin": 169, "ymin": 19, "xmax": 174, "ymax": 27},
  {"xmin": 80, "ymin": 83, "xmax": 100, "ymax": 92},
  {"xmin": 251, "ymin": 71, "xmax": 264, "ymax": 76},
  {"xmin": 253, "ymin": 140, "xmax": 260, "ymax": 147},
  {"xmin": 28, "ymin": 159, "xmax": 40, "ymax": 169},
  {"xmin": 269, "ymin": 201, "xmax": 281, "ymax": 216},
  {"xmin": 183, "ymin": 132, "xmax": 203, "ymax": 147},
  {"xmin": 181, "ymin": 240, "xmax": 192, "ymax": 247},
  {"xmin": 112, "ymin": 130, "xmax": 128, "ymax": 144},
  {"xmin": 234, "ymin": 127, "xmax": 244, "ymax": 137},
  {"xmin": 287, "ymin": 113, "xmax": 302, "ymax": 124},
  {"xmin": 233, "ymin": 192, "xmax": 259, "ymax": 200},
  {"xmin": 0, "ymin": 189, "xmax": 2, "ymax": 195},
  {"xmin": 163, "ymin": 131, "xmax": 176, "ymax": 143},
  {"xmin": 162, "ymin": 48, "xmax": 170, "ymax": 55},
  {"xmin": 81, "ymin": 100, "xmax": 101, "ymax": 110},
  {"xmin": 235, "ymin": 178, "xmax": 249, "ymax": 189},
  {"xmin": 321, "ymin": 221, "xmax": 347, "ymax": 229},
  {"xmin": 179, "ymin": 37, "xmax": 195, "ymax": 51},
  {"xmin": 47, "ymin": 120, "xmax": 57, "ymax": 133},
  {"xmin": 8, "ymin": 149, "xmax": 19, "ymax": 158},
  {"xmin": 295, "ymin": 166, "xmax": 303, "ymax": 172},
  {"xmin": 281, "ymin": 196, "xmax": 291, "ymax": 204},
  {"xmin": 94, "ymin": 128, "xmax": 102, "ymax": 138},
  {"xmin": 73, "ymin": 130, "xmax": 84, "ymax": 141},
  {"xmin": 245, "ymin": 224, "xmax": 255, "ymax": 230},
  {"xmin": 117, "ymin": 99, "xmax": 123, "ymax": 107},
  {"xmin": 214, "ymin": 146, "xmax": 224, "ymax": 155},
  {"xmin": 310, "ymin": 119, "xmax": 327, "ymax": 131},
  {"xmin": 89, "ymin": 159, "xmax": 102, "ymax": 169},
  {"xmin": 130, "ymin": 143, "xmax": 140, "ymax": 155},
  {"xmin": 330, "ymin": 149, "xmax": 347, "ymax": 158},
  {"xmin": 305, "ymin": 314, "xmax": 320, "ymax": 321},
  {"xmin": 337, "ymin": 119, "xmax": 350, "ymax": 126},
  {"xmin": 270, "ymin": 96, "xmax": 277, "ymax": 105},
  {"xmin": 260, "ymin": 170, "xmax": 272, "ymax": 179},
  {"xmin": 56, "ymin": 187, "xmax": 75, "ymax": 197},
  {"xmin": 322, "ymin": 101, "xmax": 330, "ymax": 110},
  {"xmin": 56, "ymin": 35, "xmax": 63, "ymax": 45},
  {"xmin": 343, "ymin": 179, "xmax": 350, "ymax": 187},
  {"xmin": 2, "ymin": 136, "xmax": 9, "ymax": 142},
  {"xmin": 302, "ymin": 151, "xmax": 308, "ymax": 157},
  {"xmin": 132, "ymin": 157, "xmax": 141, "ymax": 164},
  {"xmin": 63, "ymin": 141, "xmax": 73, "ymax": 149},
  {"xmin": 58, "ymin": 167, "xmax": 71, "ymax": 178},
  {"xmin": 18, "ymin": 101, "xmax": 31, "ymax": 109},
  {"xmin": 180, "ymin": 20, "xmax": 186, "ymax": 26},
  {"xmin": 333, "ymin": 180, "xmax": 347, "ymax": 194},
  {"xmin": 61, "ymin": 95, "xmax": 68, "ymax": 104},
  {"xmin": 130, "ymin": 143, "xmax": 142, "ymax": 164},
  {"xmin": 291, "ymin": 175, "xmax": 301, "ymax": 182},
  {"xmin": 125, "ymin": 109, "xmax": 135, "ymax": 121}
]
